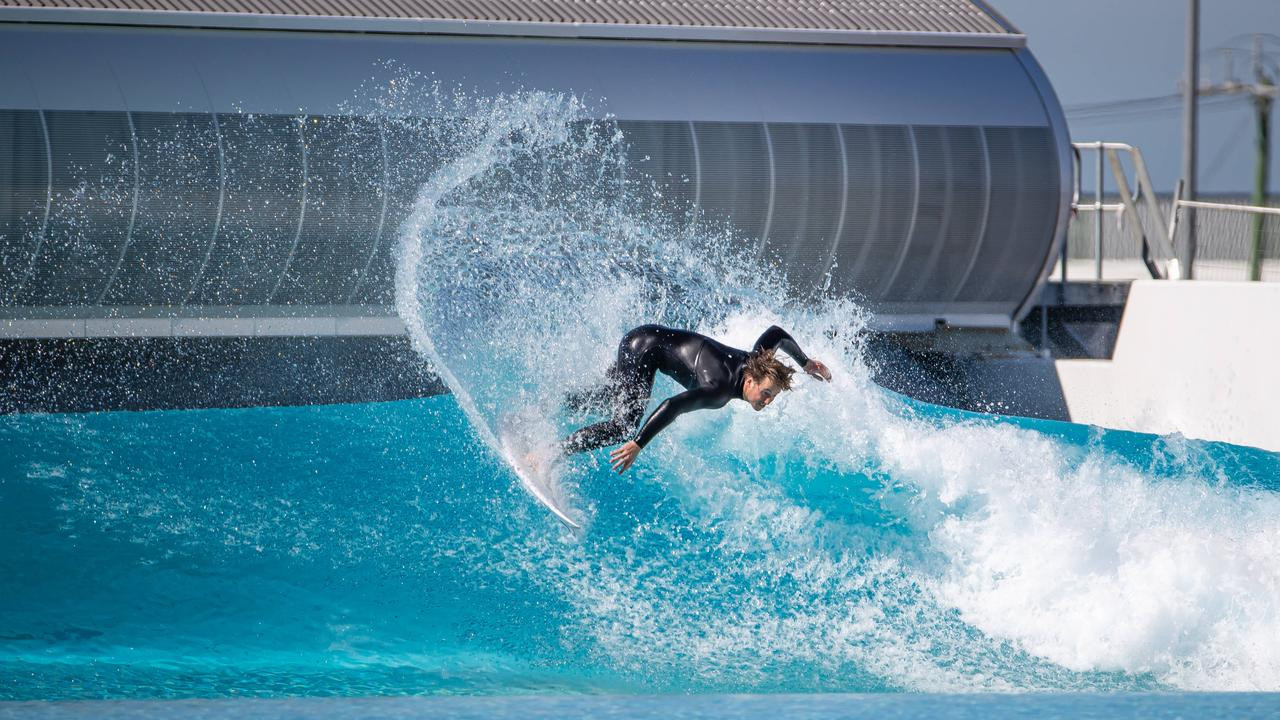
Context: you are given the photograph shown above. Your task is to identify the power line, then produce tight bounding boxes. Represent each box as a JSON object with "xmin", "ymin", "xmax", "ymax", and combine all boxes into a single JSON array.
[
  {"xmin": 1064, "ymin": 35, "xmax": 1280, "ymax": 121},
  {"xmin": 1066, "ymin": 94, "xmax": 1247, "ymax": 121},
  {"xmin": 1213, "ymin": 33, "xmax": 1280, "ymax": 51},
  {"xmin": 1201, "ymin": 112, "xmax": 1253, "ymax": 184},
  {"xmin": 1065, "ymin": 93, "xmax": 1182, "ymax": 115},
  {"xmin": 1068, "ymin": 98, "xmax": 1245, "ymax": 121}
]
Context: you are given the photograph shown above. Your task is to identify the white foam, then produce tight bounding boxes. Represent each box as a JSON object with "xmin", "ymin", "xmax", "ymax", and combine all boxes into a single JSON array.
[
  {"xmin": 882, "ymin": 418, "xmax": 1280, "ymax": 690},
  {"xmin": 695, "ymin": 306, "xmax": 1280, "ymax": 691},
  {"xmin": 386, "ymin": 79, "xmax": 1280, "ymax": 692}
]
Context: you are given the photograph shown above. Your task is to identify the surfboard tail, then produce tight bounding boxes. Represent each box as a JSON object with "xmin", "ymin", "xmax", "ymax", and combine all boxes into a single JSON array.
[{"xmin": 498, "ymin": 421, "xmax": 582, "ymax": 530}]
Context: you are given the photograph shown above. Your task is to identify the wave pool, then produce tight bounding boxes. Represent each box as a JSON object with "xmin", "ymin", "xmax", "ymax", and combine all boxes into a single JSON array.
[{"xmin": 3, "ymin": 84, "xmax": 1279, "ymax": 712}]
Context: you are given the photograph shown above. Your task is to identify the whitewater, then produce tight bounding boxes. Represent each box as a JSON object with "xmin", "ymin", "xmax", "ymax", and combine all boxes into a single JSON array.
[
  {"xmin": 2, "ymin": 85, "xmax": 1279, "ymax": 700},
  {"xmin": 390, "ymin": 88, "xmax": 1280, "ymax": 692}
]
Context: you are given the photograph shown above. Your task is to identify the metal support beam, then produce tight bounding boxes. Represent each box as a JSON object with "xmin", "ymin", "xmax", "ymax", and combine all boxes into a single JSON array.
[
  {"xmin": 1250, "ymin": 34, "xmax": 1273, "ymax": 282},
  {"xmin": 1094, "ymin": 144, "xmax": 1104, "ymax": 281},
  {"xmin": 1181, "ymin": 0, "xmax": 1199, "ymax": 277}
]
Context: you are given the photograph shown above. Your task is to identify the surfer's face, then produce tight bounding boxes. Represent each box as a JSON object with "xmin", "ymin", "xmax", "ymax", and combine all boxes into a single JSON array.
[{"xmin": 743, "ymin": 375, "xmax": 783, "ymax": 411}]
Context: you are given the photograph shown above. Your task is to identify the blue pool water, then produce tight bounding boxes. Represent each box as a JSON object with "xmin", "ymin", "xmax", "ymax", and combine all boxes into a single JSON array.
[
  {"xmin": 4, "ymin": 693, "xmax": 1280, "ymax": 719},
  {"xmin": 2, "ymin": 392, "xmax": 1278, "ymax": 700},
  {"xmin": 3, "ymin": 84, "xmax": 1280, "ymax": 711}
]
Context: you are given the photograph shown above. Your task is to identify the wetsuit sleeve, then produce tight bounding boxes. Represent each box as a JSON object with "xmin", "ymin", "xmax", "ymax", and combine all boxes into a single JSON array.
[
  {"xmin": 753, "ymin": 325, "xmax": 811, "ymax": 367},
  {"xmin": 633, "ymin": 386, "xmax": 724, "ymax": 448}
]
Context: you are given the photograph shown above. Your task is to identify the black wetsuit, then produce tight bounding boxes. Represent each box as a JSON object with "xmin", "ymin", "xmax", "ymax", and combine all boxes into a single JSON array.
[{"xmin": 561, "ymin": 324, "xmax": 811, "ymax": 454}]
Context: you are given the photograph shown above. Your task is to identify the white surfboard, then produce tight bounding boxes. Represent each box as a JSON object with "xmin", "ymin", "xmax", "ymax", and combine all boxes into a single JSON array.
[{"xmin": 497, "ymin": 423, "xmax": 581, "ymax": 530}]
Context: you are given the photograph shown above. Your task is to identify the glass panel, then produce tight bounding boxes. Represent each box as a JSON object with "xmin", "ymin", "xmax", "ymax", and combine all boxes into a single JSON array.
[
  {"xmin": 190, "ymin": 113, "xmax": 303, "ymax": 306},
  {"xmin": 956, "ymin": 127, "xmax": 1057, "ymax": 303},
  {"xmin": 617, "ymin": 120, "xmax": 699, "ymax": 231},
  {"xmin": 832, "ymin": 124, "xmax": 914, "ymax": 301},
  {"xmin": 21, "ymin": 110, "xmax": 135, "ymax": 307},
  {"xmin": 691, "ymin": 122, "xmax": 770, "ymax": 246},
  {"xmin": 765, "ymin": 123, "xmax": 843, "ymax": 297},
  {"xmin": 104, "ymin": 112, "xmax": 221, "ymax": 306},
  {"xmin": 0, "ymin": 110, "xmax": 49, "ymax": 306},
  {"xmin": 274, "ymin": 115, "xmax": 385, "ymax": 305}
]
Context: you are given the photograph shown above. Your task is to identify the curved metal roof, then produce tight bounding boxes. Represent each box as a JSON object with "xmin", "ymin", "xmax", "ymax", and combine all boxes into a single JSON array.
[
  {"xmin": 0, "ymin": 21, "xmax": 1065, "ymax": 335},
  {"xmin": 0, "ymin": 0, "xmax": 1023, "ymax": 47}
]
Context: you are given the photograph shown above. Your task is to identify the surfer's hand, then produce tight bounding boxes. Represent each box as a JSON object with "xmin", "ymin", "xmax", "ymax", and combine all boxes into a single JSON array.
[
  {"xmin": 804, "ymin": 359, "xmax": 832, "ymax": 382},
  {"xmin": 610, "ymin": 441, "xmax": 641, "ymax": 474}
]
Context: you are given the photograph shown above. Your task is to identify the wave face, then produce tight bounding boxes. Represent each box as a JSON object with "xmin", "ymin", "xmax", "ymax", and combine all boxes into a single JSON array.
[{"xmin": 4, "ymin": 86, "xmax": 1280, "ymax": 700}]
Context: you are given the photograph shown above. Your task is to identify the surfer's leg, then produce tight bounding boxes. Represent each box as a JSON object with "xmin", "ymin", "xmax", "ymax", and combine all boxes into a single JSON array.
[
  {"xmin": 559, "ymin": 419, "xmax": 631, "ymax": 454},
  {"xmin": 560, "ymin": 339, "xmax": 657, "ymax": 455},
  {"xmin": 560, "ymin": 381, "xmax": 652, "ymax": 453},
  {"xmin": 563, "ymin": 364, "xmax": 619, "ymax": 415},
  {"xmin": 564, "ymin": 326, "xmax": 660, "ymax": 415}
]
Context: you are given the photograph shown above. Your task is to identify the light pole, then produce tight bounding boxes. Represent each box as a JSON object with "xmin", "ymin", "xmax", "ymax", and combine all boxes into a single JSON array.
[{"xmin": 1181, "ymin": 0, "xmax": 1199, "ymax": 277}]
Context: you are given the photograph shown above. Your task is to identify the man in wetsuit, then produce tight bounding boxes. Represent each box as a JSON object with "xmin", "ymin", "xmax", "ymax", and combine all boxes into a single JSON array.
[{"xmin": 561, "ymin": 324, "xmax": 831, "ymax": 473}]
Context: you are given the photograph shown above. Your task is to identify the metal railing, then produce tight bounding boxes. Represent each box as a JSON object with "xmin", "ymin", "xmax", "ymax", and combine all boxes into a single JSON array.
[
  {"xmin": 1069, "ymin": 141, "xmax": 1181, "ymax": 281},
  {"xmin": 1172, "ymin": 198, "xmax": 1280, "ymax": 281}
]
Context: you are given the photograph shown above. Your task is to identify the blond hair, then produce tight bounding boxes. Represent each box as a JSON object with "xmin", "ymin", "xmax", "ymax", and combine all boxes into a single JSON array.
[{"xmin": 743, "ymin": 348, "xmax": 795, "ymax": 391}]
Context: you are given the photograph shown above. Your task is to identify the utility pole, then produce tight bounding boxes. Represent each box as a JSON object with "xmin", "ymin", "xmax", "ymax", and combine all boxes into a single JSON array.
[
  {"xmin": 1200, "ymin": 35, "xmax": 1277, "ymax": 281},
  {"xmin": 1249, "ymin": 36, "xmax": 1273, "ymax": 281},
  {"xmin": 1181, "ymin": 0, "xmax": 1199, "ymax": 277}
]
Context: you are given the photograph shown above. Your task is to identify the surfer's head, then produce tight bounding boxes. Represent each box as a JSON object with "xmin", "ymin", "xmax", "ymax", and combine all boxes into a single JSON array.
[{"xmin": 742, "ymin": 349, "xmax": 795, "ymax": 411}]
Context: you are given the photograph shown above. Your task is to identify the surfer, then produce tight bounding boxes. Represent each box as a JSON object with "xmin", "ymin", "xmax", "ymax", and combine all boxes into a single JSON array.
[{"xmin": 561, "ymin": 324, "xmax": 831, "ymax": 473}]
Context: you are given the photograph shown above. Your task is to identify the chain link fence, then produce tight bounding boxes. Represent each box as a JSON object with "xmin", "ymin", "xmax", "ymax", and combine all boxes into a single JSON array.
[
  {"xmin": 1172, "ymin": 200, "xmax": 1280, "ymax": 281},
  {"xmin": 1061, "ymin": 195, "xmax": 1279, "ymax": 282}
]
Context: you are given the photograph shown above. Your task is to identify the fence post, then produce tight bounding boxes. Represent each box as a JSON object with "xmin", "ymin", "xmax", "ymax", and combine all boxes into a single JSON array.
[
  {"xmin": 1094, "ymin": 145, "xmax": 1104, "ymax": 281},
  {"xmin": 1249, "ymin": 80, "xmax": 1272, "ymax": 281}
]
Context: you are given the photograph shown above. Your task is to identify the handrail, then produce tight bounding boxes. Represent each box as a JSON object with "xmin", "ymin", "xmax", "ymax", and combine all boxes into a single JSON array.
[
  {"xmin": 1070, "ymin": 148, "xmax": 1275, "ymax": 282},
  {"xmin": 1106, "ymin": 149, "xmax": 1176, "ymax": 279},
  {"xmin": 1170, "ymin": 198, "xmax": 1279, "ymax": 281},
  {"xmin": 1069, "ymin": 141, "xmax": 1181, "ymax": 280},
  {"xmin": 1176, "ymin": 199, "xmax": 1280, "ymax": 215}
]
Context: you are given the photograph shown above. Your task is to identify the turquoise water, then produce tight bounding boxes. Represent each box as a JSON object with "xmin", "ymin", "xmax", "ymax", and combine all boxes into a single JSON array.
[
  {"xmin": 2, "ymin": 392, "xmax": 1278, "ymax": 700},
  {"xmin": 4, "ymin": 82, "xmax": 1280, "ymax": 706},
  {"xmin": 5, "ymin": 693, "xmax": 1280, "ymax": 719}
]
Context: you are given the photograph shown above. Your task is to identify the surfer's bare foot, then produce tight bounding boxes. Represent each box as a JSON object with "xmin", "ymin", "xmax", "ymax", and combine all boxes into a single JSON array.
[
  {"xmin": 523, "ymin": 448, "xmax": 555, "ymax": 476},
  {"xmin": 522, "ymin": 450, "xmax": 541, "ymax": 471}
]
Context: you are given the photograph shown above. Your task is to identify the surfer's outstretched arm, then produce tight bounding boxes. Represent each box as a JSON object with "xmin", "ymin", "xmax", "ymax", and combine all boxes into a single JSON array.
[
  {"xmin": 753, "ymin": 325, "xmax": 810, "ymax": 366},
  {"xmin": 610, "ymin": 386, "xmax": 722, "ymax": 473},
  {"xmin": 753, "ymin": 325, "xmax": 831, "ymax": 382}
]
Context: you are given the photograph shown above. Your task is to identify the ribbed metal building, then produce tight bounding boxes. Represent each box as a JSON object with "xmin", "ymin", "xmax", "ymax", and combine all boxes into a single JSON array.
[{"xmin": 0, "ymin": 0, "xmax": 1071, "ymax": 408}]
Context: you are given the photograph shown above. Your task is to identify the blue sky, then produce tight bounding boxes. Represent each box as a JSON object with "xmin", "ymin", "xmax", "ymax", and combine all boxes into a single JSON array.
[{"xmin": 993, "ymin": 0, "xmax": 1279, "ymax": 194}]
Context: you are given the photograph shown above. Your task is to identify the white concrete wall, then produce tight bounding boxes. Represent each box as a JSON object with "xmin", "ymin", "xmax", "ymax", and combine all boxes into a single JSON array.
[{"xmin": 1055, "ymin": 280, "xmax": 1280, "ymax": 452}]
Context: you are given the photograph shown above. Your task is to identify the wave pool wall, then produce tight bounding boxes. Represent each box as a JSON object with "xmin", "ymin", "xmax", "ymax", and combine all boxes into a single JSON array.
[{"xmin": 0, "ymin": 19, "xmax": 1070, "ymax": 335}]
